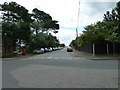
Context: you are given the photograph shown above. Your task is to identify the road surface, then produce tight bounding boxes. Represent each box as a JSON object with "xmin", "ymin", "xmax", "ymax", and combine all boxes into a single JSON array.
[{"xmin": 2, "ymin": 48, "xmax": 118, "ymax": 88}]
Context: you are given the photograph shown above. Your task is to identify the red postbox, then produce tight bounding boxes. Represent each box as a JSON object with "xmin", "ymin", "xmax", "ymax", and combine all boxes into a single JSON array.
[{"xmin": 22, "ymin": 48, "xmax": 25, "ymax": 55}]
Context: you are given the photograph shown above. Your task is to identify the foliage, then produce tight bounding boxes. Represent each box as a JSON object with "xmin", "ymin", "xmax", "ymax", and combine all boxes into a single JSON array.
[
  {"xmin": 71, "ymin": 1, "xmax": 120, "ymax": 48},
  {"xmin": 28, "ymin": 33, "xmax": 59, "ymax": 52},
  {"xmin": 1, "ymin": 2, "xmax": 32, "ymax": 57},
  {"xmin": 1, "ymin": 1, "xmax": 60, "ymax": 57},
  {"xmin": 32, "ymin": 8, "xmax": 59, "ymax": 34}
]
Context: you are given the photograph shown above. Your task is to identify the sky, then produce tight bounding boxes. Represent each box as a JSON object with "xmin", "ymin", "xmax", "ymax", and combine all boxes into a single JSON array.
[{"xmin": 0, "ymin": 0, "xmax": 119, "ymax": 46}]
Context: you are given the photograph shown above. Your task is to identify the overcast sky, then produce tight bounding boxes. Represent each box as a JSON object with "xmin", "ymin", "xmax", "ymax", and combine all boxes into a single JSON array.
[{"xmin": 0, "ymin": 0, "xmax": 119, "ymax": 46}]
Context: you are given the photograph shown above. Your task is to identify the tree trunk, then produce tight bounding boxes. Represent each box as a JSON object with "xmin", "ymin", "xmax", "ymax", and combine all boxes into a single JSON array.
[{"xmin": 113, "ymin": 43, "xmax": 115, "ymax": 56}]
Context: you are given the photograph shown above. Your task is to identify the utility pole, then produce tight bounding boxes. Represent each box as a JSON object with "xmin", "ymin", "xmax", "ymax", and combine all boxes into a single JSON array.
[
  {"xmin": 76, "ymin": 28, "xmax": 78, "ymax": 38},
  {"xmin": 76, "ymin": 0, "xmax": 80, "ymax": 49},
  {"xmin": 76, "ymin": 0, "xmax": 80, "ymax": 36}
]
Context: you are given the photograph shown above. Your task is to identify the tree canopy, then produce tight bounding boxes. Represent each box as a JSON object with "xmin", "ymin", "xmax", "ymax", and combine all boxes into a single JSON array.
[
  {"xmin": 1, "ymin": 1, "xmax": 60, "ymax": 57},
  {"xmin": 70, "ymin": 1, "xmax": 120, "ymax": 48},
  {"xmin": 32, "ymin": 8, "xmax": 59, "ymax": 34}
]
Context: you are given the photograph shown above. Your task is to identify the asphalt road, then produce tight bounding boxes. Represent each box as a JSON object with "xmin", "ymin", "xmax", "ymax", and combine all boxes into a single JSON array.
[{"xmin": 2, "ymin": 48, "xmax": 118, "ymax": 88}]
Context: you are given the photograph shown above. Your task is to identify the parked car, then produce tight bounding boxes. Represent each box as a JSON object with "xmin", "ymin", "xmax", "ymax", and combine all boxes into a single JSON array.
[
  {"xmin": 40, "ymin": 48, "xmax": 45, "ymax": 53},
  {"xmin": 33, "ymin": 50, "xmax": 40, "ymax": 54},
  {"xmin": 67, "ymin": 47, "xmax": 73, "ymax": 52},
  {"xmin": 33, "ymin": 48, "xmax": 44, "ymax": 54},
  {"xmin": 53, "ymin": 47, "xmax": 57, "ymax": 51},
  {"xmin": 18, "ymin": 51, "xmax": 22, "ymax": 55},
  {"xmin": 44, "ymin": 48, "xmax": 49, "ymax": 52},
  {"xmin": 13, "ymin": 50, "xmax": 22, "ymax": 55},
  {"xmin": 47, "ymin": 47, "xmax": 52, "ymax": 52},
  {"xmin": 58, "ymin": 47, "xmax": 64, "ymax": 50}
]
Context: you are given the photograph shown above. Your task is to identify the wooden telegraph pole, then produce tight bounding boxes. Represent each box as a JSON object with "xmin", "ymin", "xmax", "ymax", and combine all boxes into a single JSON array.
[{"xmin": 76, "ymin": 0, "xmax": 80, "ymax": 50}]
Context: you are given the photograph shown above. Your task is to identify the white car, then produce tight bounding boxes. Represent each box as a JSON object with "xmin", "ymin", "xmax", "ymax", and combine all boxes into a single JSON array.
[
  {"xmin": 47, "ymin": 47, "xmax": 52, "ymax": 52},
  {"xmin": 13, "ymin": 50, "xmax": 22, "ymax": 55},
  {"xmin": 40, "ymin": 48, "xmax": 45, "ymax": 53},
  {"xmin": 33, "ymin": 48, "xmax": 44, "ymax": 54},
  {"xmin": 44, "ymin": 48, "xmax": 49, "ymax": 52},
  {"xmin": 53, "ymin": 47, "xmax": 57, "ymax": 51}
]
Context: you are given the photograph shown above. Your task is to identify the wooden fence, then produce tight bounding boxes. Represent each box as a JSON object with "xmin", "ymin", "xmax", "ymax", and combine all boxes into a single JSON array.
[{"xmin": 78, "ymin": 43, "xmax": 120, "ymax": 54}]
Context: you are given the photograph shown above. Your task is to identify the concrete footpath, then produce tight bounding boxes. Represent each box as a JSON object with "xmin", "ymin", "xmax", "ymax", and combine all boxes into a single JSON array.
[
  {"xmin": 72, "ymin": 49, "xmax": 120, "ymax": 60},
  {"xmin": 1, "ymin": 49, "xmax": 120, "ymax": 61},
  {"xmin": 1, "ymin": 54, "xmax": 38, "ymax": 61}
]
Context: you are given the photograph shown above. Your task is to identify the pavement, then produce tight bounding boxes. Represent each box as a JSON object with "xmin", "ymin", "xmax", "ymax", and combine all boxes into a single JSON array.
[
  {"xmin": 1, "ymin": 48, "xmax": 120, "ymax": 61},
  {"xmin": 72, "ymin": 49, "xmax": 120, "ymax": 60},
  {"xmin": 1, "ymin": 54, "xmax": 38, "ymax": 61}
]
